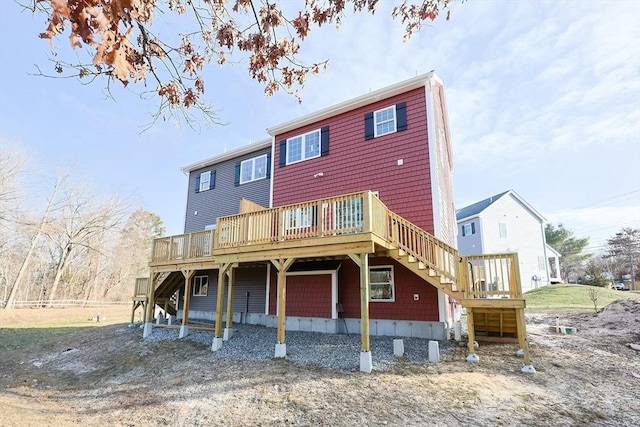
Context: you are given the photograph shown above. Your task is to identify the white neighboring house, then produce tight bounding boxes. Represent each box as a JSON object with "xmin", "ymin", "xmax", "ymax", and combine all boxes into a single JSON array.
[{"xmin": 456, "ymin": 190, "xmax": 561, "ymax": 293}]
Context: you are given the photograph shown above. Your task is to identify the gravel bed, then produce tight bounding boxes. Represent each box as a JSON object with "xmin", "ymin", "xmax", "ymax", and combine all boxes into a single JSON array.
[{"xmin": 143, "ymin": 322, "xmax": 456, "ymax": 372}]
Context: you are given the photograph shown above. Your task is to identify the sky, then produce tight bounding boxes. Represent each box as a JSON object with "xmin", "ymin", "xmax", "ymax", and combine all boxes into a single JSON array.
[{"xmin": 0, "ymin": 0, "xmax": 638, "ymax": 255}]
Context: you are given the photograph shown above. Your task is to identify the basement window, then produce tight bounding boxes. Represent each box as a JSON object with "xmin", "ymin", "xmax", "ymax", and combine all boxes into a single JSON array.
[
  {"xmin": 193, "ymin": 275, "xmax": 208, "ymax": 296},
  {"xmin": 369, "ymin": 266, "xmax": 395, "ymax": 302}
]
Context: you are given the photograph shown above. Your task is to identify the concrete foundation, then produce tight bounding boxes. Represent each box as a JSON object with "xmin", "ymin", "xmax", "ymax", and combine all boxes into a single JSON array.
[
  {"xmin": 223, "ymin": 327, "xmax": 234, "ymax": 341},
  {"xmin": 275, "ymin": 343, "xmax": 287, "ymax": 358},
  {"xmin": 428, "ymin": 340, "xmax": 440, "ymax": 363},
  {"xmin": 360, "ymin": 351, "xmax": 373, "ymax": 373},
  {"xmin": 516, "ymin": 348, "xmax": 525, "ymax": 358},
  {"xmin": 142, "ymin": 322, "xmax": 153, "ymax": 338},
  {"xmin": 167, "ymin": 315, "xmax": 174, "ymax": 325},
  {"xmin": 466, "ymin": 353, "xmax": 480, "ymax": 363},
  {"xmin": 521, "ymin": 364, "xmax": 536, "ymax": 374},
  {"xmin": 393, "ymin": 339, "xmax": 404, "ymax": 357},
  {"xmin": 454, "ymin": 322, "xmax": 462, "ymax": 341},
  {"xmin": 179, "ymin": 325, "xmax": 189, "ymax": 338},
  {"xmin": 211, "ymin": 337, "xmax": 223, "ymax": 351},
  {"xmin": 156, "ymin": 313, "xmax": 164, "ymax": 325}
]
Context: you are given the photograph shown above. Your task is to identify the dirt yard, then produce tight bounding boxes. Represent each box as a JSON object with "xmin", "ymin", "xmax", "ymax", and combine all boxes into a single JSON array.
[{"xmin": 1, "ymin": 300, "xmax": 639, "ymax": 426}]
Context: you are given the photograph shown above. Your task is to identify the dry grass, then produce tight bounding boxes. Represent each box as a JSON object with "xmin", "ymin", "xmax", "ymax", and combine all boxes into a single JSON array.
[{"xmin": 1, "ymin": 302, "xmax": 639, "ymax": 426}]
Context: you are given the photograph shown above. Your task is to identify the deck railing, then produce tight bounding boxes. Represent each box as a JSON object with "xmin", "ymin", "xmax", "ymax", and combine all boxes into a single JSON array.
[
  {"xmin": 133, "ymin": 277, "xmax": 149, "ymax": 298},
  {"xmin": 150, "ymin": 192, "xmax": 462, "ymax": 289},
  {"xmin": 216, "ymin": 191, "xmax": 369, "ymax": 247},
  {"xmin": 461, "ymin": 253, "xmax": 522, "ymax": 299}
]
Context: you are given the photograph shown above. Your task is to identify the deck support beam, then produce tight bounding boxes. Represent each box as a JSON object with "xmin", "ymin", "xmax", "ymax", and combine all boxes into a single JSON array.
[
  {"xmin": 466, "ymin": 308, "xmax": 479, "ymax": 363},
  {"xmin": 179, "ymin": 269, "xmax": 195, "ymax": 338},
  {"xmin": 223, "ymin": 267, "xmax": 236, "ymax": 341},
  {"xmin": 349, "ymin": 253, "xmax": 372, "ymax": 373},
  {"xmin": 143, "ymin": 272, "xmax": 159, "ymax": 338},
  {"xmin": 271, "ymin": 258, "xmax": 296, "ymax": 358},
  {"xmin": 515, "ymin": 307, "xmax": 535, "ymax": 373},
  {"xmin": 213, "ymin": 263, "xmax": 233, "ymax": 351}
]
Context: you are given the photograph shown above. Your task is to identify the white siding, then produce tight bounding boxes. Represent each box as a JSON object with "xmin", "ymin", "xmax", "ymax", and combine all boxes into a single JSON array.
[{"xmin": 480, "ymin": 194, "xmax": 548, "ymax": 293}]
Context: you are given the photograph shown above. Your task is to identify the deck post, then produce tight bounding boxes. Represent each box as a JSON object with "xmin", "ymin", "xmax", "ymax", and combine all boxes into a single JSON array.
[
  {"xmin": 515, "ymin": 307, "xmax": 535, "ymax": 373},
  {"xmin": 224, "ymin": 267, "xmax": 236, "ymax": 341},
  {"xmin": 130, "ymin": 301, "xmax": 136, "ymax": 324},
  {"xmin": 179, "ymin": 269, "xmax": 195, "ymax": 338},
  {"xmin": 213, "ymin": 263, "xmax": 231, "ymax": 351},
  {"xmin": 466, "ymin": 307, "xmax": 479, "ymax": 363},
  {"xmin": 143, "ymin": 273, "xmax": 156, "ymax": 338},
  {"xmin": 348, "ymin": 253, "xmax": 371, "ymax": 373},
  {"xmin": 272, "ymin": 258, "xmax": 295, "ymax": 358}
]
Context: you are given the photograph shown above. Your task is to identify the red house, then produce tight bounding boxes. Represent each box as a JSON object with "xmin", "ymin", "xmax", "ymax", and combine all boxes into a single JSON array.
[{"xmin": 134, "ymin": 72, "xmax": 533, "ymax": 373}]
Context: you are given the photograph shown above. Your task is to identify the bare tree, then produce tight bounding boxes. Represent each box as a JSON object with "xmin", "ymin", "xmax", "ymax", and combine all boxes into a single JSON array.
[{"xmin": 44, "ymin": 187, "xmax": 129, "ymax": 305}]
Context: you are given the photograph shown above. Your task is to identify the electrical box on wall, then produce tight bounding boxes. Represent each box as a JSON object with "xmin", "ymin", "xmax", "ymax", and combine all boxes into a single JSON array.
[{"xmin": 413, "ymin": 294, "xmax": 419, "ymax": 301}]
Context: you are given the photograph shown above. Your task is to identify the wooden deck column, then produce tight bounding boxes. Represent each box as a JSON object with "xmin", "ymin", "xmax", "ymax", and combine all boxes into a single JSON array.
[
  {"xmin": 515, "ymin": 308, "xmax": 535, "ymax": 373},
  {"xmin": 179, "ymin": 269, "xmax": 195, "ymax": 338},
  {"xmin": 142, "ymin": 273, "xmax": 158, "ymax": 338},
  {"xmin": 223, "ymin": 266, "xmax": 236, "ymax": 341},
  {"xmin": 212, "ymin": 263, "xmax": 233, "ymax": 351},
  {"xmin": 348, "ymin": 253, "xmax": 372, "ymax": 373},
  {"xmin": 271, "ymin": 258, "xmax": 296, "ymax": 358}
]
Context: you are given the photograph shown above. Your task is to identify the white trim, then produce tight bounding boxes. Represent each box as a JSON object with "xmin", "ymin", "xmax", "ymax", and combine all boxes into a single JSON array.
[
  {"xmin": 285, "ymin": 269, "xmax": 340, "ymax": 320},
  {"xmin": 239, "ymin": 154, "xmax": 268, "ymax": 184},
  {"xmin": 181, "ymin": 139, "xmax": 271, "ymax": 174},
  {"xmin": 373, "ymin": 105, "xmax": 397, "ymax": 137},
  {"xmin": 267, "ymin": 71, "xmax": 443, "ymax": 136},
  {"xmin": 438, "ymin": 290, "xmax": 448, "ymax": 324},
  {"xmin": 265, "ymin": 263, "xmax": 271, "ymax": 315},
  {"xmin": 269, "ymin": 137, "xmax": 275, "ymax": 208},
  {"xmin": 425, "ymin": 78, "xmax": 442, "ymax": 239},
  {"xmin": 192, "ymin": 275, "xmax": 208, "ymax": 297},
  {"xmin": 369, "ymin": 265, "xmax": 395, "ymax": 302},
  {"xmin": 285, "ymin": 128, "xmax": 321, "ymax": 165}
]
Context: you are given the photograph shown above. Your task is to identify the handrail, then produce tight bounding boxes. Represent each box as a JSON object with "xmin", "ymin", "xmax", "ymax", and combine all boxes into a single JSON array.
[
  {"xmin": 134, "ymin": 277, "xmax": 149, "ymax": 297},
  {"xmin": 461, "ymin": 253, "xmax": 521, "ymax": 299},
  {"xmin": 151, "ymin": 230, "xmax": 216, "ymax": 262}
]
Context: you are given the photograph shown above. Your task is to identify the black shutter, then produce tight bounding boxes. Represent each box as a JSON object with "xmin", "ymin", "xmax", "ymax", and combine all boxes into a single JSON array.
[
  {"xmin": 462, "ymin": 225, "xmax": 466, "ymax": 236},
  {"xmin": 320, "ymin": 126, "xmax": 329, "ymax": 156},
  {"xmin": 266, "ymin": 153, "xmax": 272, "ymax": 178},
  {"xmin": 471, "ymin": 223, "xmax": 475, "ymax": 234},
  {"xmin": 278, "ymin": 140, "xmax": 287, "ymax": 166},
  {"xmin": 234, "ymin": 162, "xmax": 241, "ymax": 186},
  {"xmin": 396, "ymin": 102, "xmax": 407, "ymax": 131},
  {"xmin": 194, "ymin": 175, "xmax": 200, "ymax": 193},
  {"xmin": 364, "ymin": 112, "xmax": 374, "ymax": 140},
  {"xmin": 210, "ymin": 170, "xmax": 216, "ymax": 190}
]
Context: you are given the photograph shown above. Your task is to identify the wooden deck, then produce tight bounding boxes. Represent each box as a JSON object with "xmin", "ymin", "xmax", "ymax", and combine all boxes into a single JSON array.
[{"xmin": 135, "ymin": 190, "xmax": 532, "ymax": 368}]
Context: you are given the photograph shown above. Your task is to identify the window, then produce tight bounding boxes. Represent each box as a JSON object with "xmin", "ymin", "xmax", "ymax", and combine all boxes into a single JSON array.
[
  {"xmin": 462, "ymin": 223, "xmax": 475, "ymax": 236},
  {"xmin": 370, "ymin": 266, "xmax": 394, "ymax": 302},
  {"xmin": 287, "ymin": 130, "xmax": 320, "ymax": 164},
  {"xmin": 364, "ymin": 102, "xmax": 407, "ymax": 140},
  {"xmin": 195, "ymin": 170, "xmax": 215, "ymax": 193},
  {"xmin": 240, "ymin": 154, "xmax": 268, "ymax": 184},
  {"xmin": 335, "ymin": 197, "xmax": 364, "ymax": 232},
  {"xmin": 193, "ymin": 275, "xmax": 208, "ymax": 296},
  {"xmin": 235, "ymin": 154, "xmax": 270, "ymax": 186},
  {"xmin": 499, "ymin": 223, "xmax": 507, "ymax": 238},
  {"xmin": 538, "ymin": 256, "xmax": 546, "ymax": 271},
  {"xmin": 374, "ymin": 106, "xmax": 396, "ymax": 137},
  {"xmin": 285, "ymin": 206, "xmax": 315, "ymax": 230},
  {"xmin": 279, "ymin": 126, "xmax": 329, "ymax": 167}
]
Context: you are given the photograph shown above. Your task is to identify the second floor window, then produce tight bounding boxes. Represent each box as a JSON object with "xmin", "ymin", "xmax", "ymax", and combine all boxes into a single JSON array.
[
  {"xmin": 285, "ymin": 206, "xmax": 315, "ymax": 230},
  {"xmin": 286, "ymin": 129, "xmax": 320, "ymax": 165},
  {"xmin": 499, "ymin": 222, "xmax": 507, "ymax": 238},
  {"xmin": 462, "ymin": 223, "xmax": 475, "ymax": 236},
  {"xmin": 240, "ymin": 154, "xmax": 268, "ymax": 184},
  {"xmin": 374, "ymin": 106, "xmax": 397, "ymax": 137},
  {"xmin": 199, "ymin": 171, "xmax": 211, "ymax": 192}
]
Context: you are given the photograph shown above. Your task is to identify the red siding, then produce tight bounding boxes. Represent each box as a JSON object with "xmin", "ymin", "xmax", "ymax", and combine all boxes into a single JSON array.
[
  {"xmin": 268, "ymin": 272, "xmax": 332, "ymax": 318},
  {"xmin": 273, "ymin": 87, "xmax": 435, "ymax": 232},
  {"xmin": 338, "ymin": 257, "xmax": 440, "ymax": 321}
]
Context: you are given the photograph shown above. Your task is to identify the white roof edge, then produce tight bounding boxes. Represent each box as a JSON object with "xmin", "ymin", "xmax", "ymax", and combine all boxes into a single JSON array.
[
  {"xmin": 455, "ymin": 214, "xmax": 480, "ymax": 223},
  {"xmin": 506, "ymin": 190, "xmax": 548, "ymax": 223},
  {"xmin": 267, "ymin": 71, "xmax": 442, "ymax": 136},
  {"xmin": 181, "ymin": 139, "xmax": 272, "ymax": 175}
]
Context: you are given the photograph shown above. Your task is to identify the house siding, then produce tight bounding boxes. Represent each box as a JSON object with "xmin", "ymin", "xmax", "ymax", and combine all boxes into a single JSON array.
[
  {"xmin": 478, "ymin": 195, "xmax": 548, "ymax": 292},
  {"xmin": 272, "ymin": 87, "xmax": 435, "ymax": 232},
  {"xmin": 339, "ymin": 257, "xmax": 440, "ymax": 321},
  {"xmin": 457, "ymin": 218, "xmax": 483, "ymax": 255},
  {"xmin": 178, "ymin": 265, "xmax": 267, "ymax": 315},
  {"xmin": 184, "ymin": 147, "xmax": 271, "ymax": 233}
]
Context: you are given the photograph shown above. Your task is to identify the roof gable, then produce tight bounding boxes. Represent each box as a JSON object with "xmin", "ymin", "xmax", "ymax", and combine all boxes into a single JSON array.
[{"xmin": 456, "ymin": 190, "xmax": 510, "ymax": 220}]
